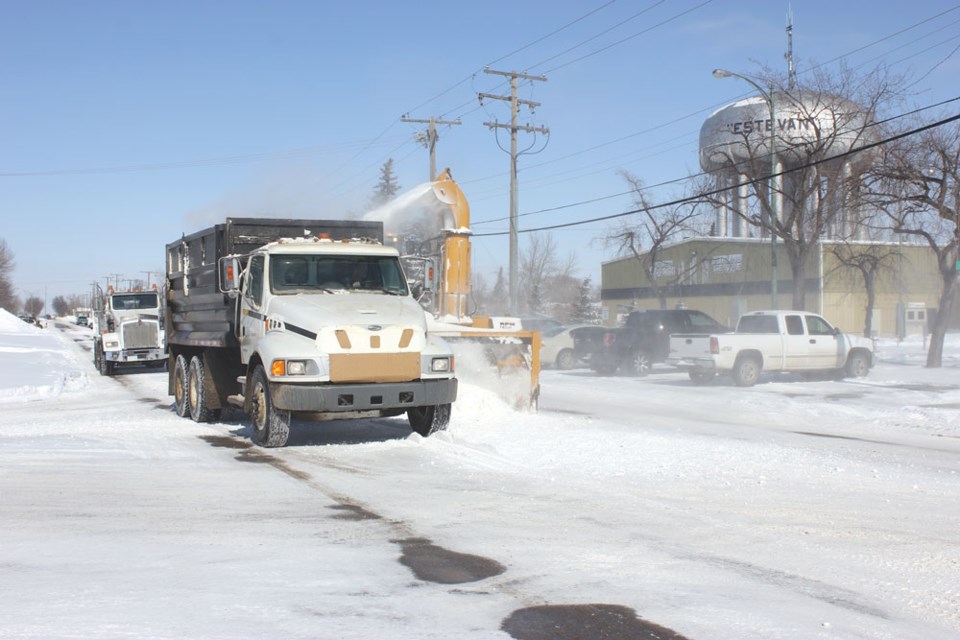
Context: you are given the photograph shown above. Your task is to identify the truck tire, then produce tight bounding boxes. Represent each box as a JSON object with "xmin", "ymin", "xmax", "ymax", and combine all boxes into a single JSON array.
[
  {"xmin": 97, "ymin": 346, "xmax": 114, "ymax": 376},
  {"xmin": 249, "ymin": 364, "xmax": 290, "ymax": 447},
  {"xmin": 689, "ymin": 370, "xmax": 715, "ymax": 385},
  {"xmin": 732, "ymin": 355, "xmax": 761, "ymax": 387},
  {"xmin": 556, "ymin": 348, "xmax": 578, "ymax": 370},
  {"xmin": 408, "ymin": 403, "xmax": 451, "ymax": 437},
  {"xmin": 845, "ymin": 351, "xmax": 870, "ymax": 378},
  {"xmin": 188, "ymin": 355, "xmax": 220, "ymax": 423},
  {"xmin": 173, "ymin": 354, "xmax": 191, "ymax": 417},
  {"xmin": 625, "ymin": 350, "xmax": 652, "ymax": 376}
]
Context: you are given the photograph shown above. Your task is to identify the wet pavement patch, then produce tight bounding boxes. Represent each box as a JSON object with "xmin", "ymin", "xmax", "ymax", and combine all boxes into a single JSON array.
[
  {"xmin": 328, "ymin": 503, "xmax": 382, "ymax": 521},
  {"xmin": 825, "ymin": 393, "xmax": 865, "ymax": 401},
  {"xmin": 393, "ymin": 537, "xmax": 506, "ymax": 584},
  {"xmin": 501, "ymin": 604, "xmax": 691, "ymax": 640},
  {"xmin": 889, "ymin": 383, "xmax": 959, "ymax": 393},
  {"xmin": 199, "ymin": 435, "xmax": 253, "ymax": 449}
]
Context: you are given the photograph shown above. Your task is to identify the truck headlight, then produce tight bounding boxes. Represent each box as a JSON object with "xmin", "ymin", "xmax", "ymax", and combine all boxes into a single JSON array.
[
  {"xmin": 431, "ymin": 356, "xmax": 452, "ymax": 373},
  {"xmin": 286, "ymin": 360, "xmax": 307, "ymax": 375},
  {"xmin": 105, "ymin": 341, "xmax": 119, "ymax": 349},
  {"xmin": 271, "ymin": 359, "xmax": 309, "ymax": 376}
]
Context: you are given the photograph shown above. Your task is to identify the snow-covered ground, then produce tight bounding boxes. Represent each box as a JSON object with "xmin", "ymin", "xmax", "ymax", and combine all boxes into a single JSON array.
[{"xmin": 1, "ymin": 308, "xmax": 958, "ymax": 639}]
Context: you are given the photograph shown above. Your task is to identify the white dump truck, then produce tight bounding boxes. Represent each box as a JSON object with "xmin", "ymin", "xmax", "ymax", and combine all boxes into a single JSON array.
[
  {"xmin": 92, "ymin": 285, "xmax": 167, "ymax": 375},
  {"xmin": 164, "ymin": 218, "xmax": 457, "ymax": 447}
]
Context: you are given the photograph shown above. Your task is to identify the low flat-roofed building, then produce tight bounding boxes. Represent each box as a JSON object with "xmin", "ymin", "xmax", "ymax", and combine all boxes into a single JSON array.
[{"xmin": 601, "ymin": 237, "xmax": 943, "ymax": 337}]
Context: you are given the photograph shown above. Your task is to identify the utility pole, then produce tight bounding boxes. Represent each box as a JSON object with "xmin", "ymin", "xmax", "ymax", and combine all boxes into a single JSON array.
[
  {"xmin": 480, "ymin": 68, "xmax": 548, "ymax": 315},
  {"xmin": 401, "ymin": 115, "xmax": 461, "ymax": 181}
]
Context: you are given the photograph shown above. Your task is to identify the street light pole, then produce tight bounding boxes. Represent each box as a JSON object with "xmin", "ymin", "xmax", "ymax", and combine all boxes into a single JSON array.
[{"xmin": 713, "ymin": 68, "xmax": 779, "ymax": 308}]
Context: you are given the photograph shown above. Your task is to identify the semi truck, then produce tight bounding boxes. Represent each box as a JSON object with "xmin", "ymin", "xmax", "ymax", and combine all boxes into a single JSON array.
[
  {"xmin": 165, "ymin": 218, "xmax": 458, "ymax": 447},
  {"xmin": 93, "ymin": 284, "xmax": 167, "ymax": 375}
]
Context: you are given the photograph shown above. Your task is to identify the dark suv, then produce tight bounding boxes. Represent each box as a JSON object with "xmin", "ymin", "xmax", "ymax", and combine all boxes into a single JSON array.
[{"xmin": 574, "ymin": 309, "xmax": 728, "ymax": 376}]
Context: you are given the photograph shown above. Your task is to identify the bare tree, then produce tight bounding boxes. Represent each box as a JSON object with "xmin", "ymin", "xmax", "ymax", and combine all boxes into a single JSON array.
[
  {"xmin": 0, "ymin": 239, "xmax": 16, "ymax": 312},
  {"xmin": 51, "ymin": 295, "xmax": 70, "ymax": 317},
  {"xmin": 606, "ymin": 171, "xmax": 705, "ymax": 309},
  {"xmin": 519, "ymin": 233, "xmax": 575, "ymax": 317},
  {"xmin": 23, "ymin": 296, "xmax": 44, "ymax": 317},
  {"xmin": 826, "ymin": 241, "xmax": 900, "ymax": 337},
  {"xmin": 701, "ymin": 64, "xmax": 901, "ymax": 310},
  {"xmin": 867, "ymin": 121, "xmax": 960, "ymax": 367}
]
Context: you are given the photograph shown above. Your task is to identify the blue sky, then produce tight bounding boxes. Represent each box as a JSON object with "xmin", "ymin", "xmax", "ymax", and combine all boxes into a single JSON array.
[{"xmin": 2, "ymin": 0, "xmax": 959, "ymax": 307}]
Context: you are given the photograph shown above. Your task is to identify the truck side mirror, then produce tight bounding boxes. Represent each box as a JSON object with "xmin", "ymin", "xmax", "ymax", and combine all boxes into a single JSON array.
[{"xmin": 219, "ymin": 256, "xmax": 242, "ymax": 294}]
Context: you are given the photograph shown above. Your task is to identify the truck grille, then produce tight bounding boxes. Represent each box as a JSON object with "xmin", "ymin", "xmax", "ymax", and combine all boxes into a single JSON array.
[{"xmin": 122, "ymin": 321, "xmax": 160, "ymax": 348}]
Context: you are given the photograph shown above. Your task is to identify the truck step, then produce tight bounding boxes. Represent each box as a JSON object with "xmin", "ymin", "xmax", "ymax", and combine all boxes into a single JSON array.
[
  {"xmin": 236, "ymin": 376, "xmax": 247, "ymax": 385},
  {"xmin": 226, "ymin": 394, "xmax": 245, "ymax": 408}
]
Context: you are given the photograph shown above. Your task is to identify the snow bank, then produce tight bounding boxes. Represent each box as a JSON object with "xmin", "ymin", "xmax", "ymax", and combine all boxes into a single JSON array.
[{"xmin": 0, "ymin": 308, "xmax": 90, "ymax": 403}]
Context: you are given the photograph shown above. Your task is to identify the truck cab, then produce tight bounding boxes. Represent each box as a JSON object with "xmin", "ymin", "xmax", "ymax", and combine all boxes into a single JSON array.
[{"xmin": 93, "ymin": 288, "xmax": 167, "ymax": 375}]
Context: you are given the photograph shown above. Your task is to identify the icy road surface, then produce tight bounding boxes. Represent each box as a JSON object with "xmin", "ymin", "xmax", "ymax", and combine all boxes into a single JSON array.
[{"xmin": 1, "ymin": 312, "xmax": 958, "ymax": 639}]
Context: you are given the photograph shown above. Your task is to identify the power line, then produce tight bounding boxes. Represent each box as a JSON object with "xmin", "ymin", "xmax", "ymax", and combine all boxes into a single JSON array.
[
  {"xmin": 470, "ymin": 93, "xmax": 960, "ymax": 228},
  {"xmin": 472, "ymin": 109, "xmax": 960, "ymax": 237}
]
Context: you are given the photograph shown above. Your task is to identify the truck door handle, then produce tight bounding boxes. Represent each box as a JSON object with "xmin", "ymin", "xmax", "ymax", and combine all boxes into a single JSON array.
[{"xmin": 809, "ymin": 339, "xmax": 816, "ymax": 344}]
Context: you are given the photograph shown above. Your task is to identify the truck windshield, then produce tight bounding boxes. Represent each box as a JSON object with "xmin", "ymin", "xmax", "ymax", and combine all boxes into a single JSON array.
[
  {"xmin": 270, "ymin": 254, "xmax": 409, "ymax": 295},
  {"xmin": 111, "ymin": 293, "xmax": 159, "ymax": 310}
]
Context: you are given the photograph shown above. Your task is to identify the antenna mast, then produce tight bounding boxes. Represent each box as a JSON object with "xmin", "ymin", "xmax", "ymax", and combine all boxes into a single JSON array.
[{"xmin": 785, "ymin": 4, "xmax": 797, "ymax": 89}]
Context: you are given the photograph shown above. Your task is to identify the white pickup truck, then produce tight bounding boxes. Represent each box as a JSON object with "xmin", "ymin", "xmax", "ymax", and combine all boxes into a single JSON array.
[{"xmin": 666, "ymin": 310, "xmax": 874, "ymax": 386}]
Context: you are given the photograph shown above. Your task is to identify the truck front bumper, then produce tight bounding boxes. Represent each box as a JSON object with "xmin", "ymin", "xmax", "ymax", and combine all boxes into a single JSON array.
[
  {"xmin": 270, "ymin": 378, "xmax": 458, "ymax": 413},
  {"xmin": 105, "ymin": 348, "xmax": 168, "ymax": 363}
]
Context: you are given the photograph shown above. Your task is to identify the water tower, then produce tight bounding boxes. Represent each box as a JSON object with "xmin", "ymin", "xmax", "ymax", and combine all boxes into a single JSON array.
[{"xmin": 699, "ymin": 89, "xmax": 878, "ymax": 239}]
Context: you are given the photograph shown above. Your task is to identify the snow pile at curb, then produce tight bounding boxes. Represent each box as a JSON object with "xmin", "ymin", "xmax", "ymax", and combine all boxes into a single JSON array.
[{"xmin": 0, "ymin": 309, "xmax": 91, "ymax": 403}]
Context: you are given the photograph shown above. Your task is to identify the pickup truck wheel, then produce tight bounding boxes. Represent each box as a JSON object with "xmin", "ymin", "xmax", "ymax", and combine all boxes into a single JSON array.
[
  {"xmin": 732, "ymin": 356, "xmax": 761, "ymax": 387},
  {"xmin": 845, "ymin": 351, "xmax": 870, "ymax": 378},
  {"xmin": 556, "ymin": 348, "xmax": 578, "ymax": 370},
  {"xmin": 408, "ymin": 403, "xmax": 451, "ymax": 437},
  {"xmin": 250, "ymin": 364, "xmax": 290, "ymax": 447},
  {"xmin": 626, "ymin": 350, "xmax": 652, "ymax": 377},
  {"xmin": 173, "ymin": 354, "xmax": 190, "ymax": 417},
  {"xmin": 188, "ymin": 356, "xmax": 220, "ymax": 423},
  {"xmin": 689, "ymin": 370, "xmax": 715, "ymax": 385}
]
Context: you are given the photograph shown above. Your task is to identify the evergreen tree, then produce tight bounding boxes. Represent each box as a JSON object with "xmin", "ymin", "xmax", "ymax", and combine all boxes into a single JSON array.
[
  {"xmin": 571, "ymin": 276, "xmax": 600, "ymax": 324},
  {"xmin": 528, "ymin": 279, "xmax": 544, "ymax": 316},
  {"xmin": 370, "ymin": 158, "xmax": 401, "ymax": 208},
  {"xmin": 489, "ymin": 268, "xmax": 508, "ymax": 314}
]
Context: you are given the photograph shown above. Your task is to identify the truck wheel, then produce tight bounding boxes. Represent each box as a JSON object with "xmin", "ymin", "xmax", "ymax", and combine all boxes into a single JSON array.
[
  {"xmin": 408, "ymin": 403, "xmax": 451, "ymax": 437},
  {"xmin": 173, "ymin": 354, "xmax": 191, "ymax": 417},
  {"xmin": 845, "ymin": 351, "xmax": 870, "ymax": 378},
  {"xmin": 188, "ymin": 356, "xmax": 220, "ymax": 423},
  {"xmin": 98, "ymin": 348, "xmax": 114, "ymax": 376},
  {"xmin": 732, "ymin": 356, "xmax": 761, "ymax": 387},
  {"xmin": 556, "ymin": 348, "xmax": 577, "ymax": 370},
  {"xmin": 626, "ymin": 350, "xmax": 652, "ymax": 377},
  {"xmin": 689, "ymin": 370, "xmax": 715, "ymax": 385},
  {"xmin": 249, "ymin": 364, "xmax": 290, "ymax": 447}
]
